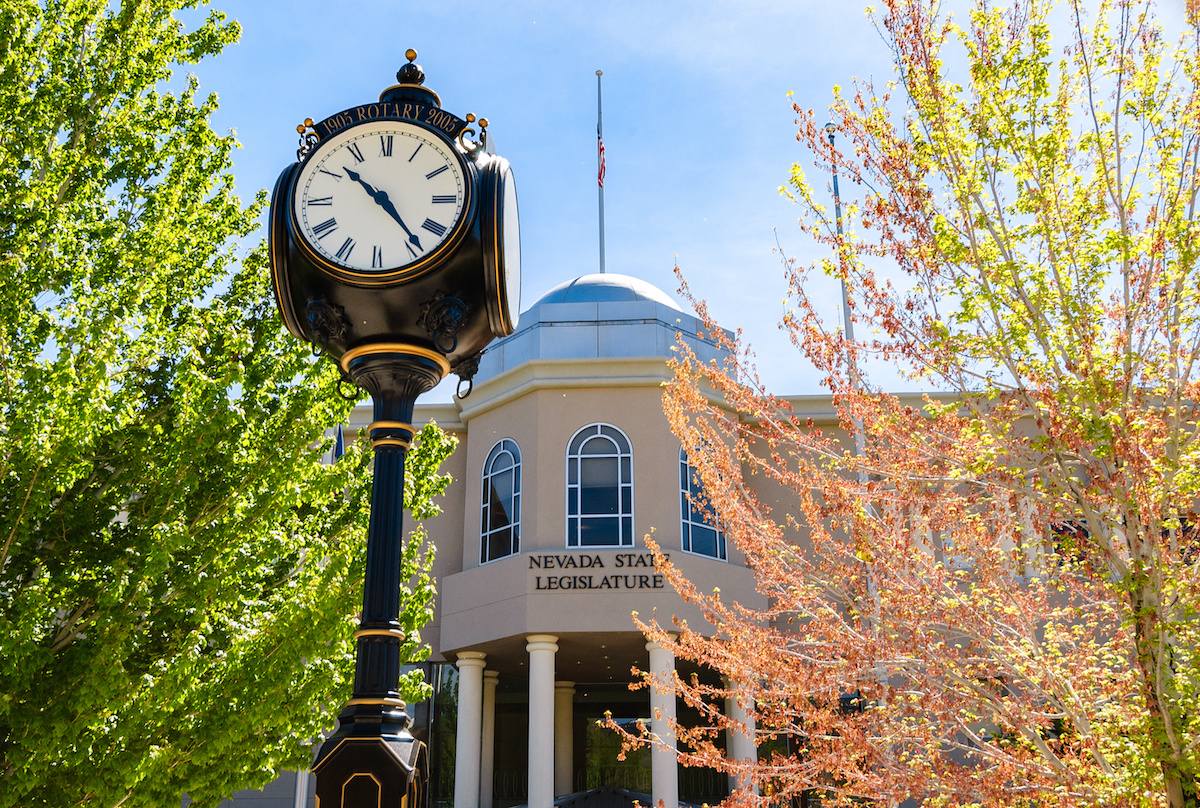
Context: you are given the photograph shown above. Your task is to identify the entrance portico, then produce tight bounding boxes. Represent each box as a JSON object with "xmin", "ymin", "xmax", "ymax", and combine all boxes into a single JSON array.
[
  {"xmin": 452, "ymin": 633, "xmax": 700, "ymax": 808},
  {"xmin": 433, "ymin": 539, "xmax": 765, "ymax": 808}
]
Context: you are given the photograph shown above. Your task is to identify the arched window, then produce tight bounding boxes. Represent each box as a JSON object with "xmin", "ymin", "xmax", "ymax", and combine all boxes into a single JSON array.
[
  {"xmin": 481, "ymin": 439, "xmax": 521, "ymax": 563},
  {"xmin": 566, "ymin": 424, "xmax": 633, "ymax": 547},
  {"xmin": 680, "ymin": 448, "xmax": 726, "ymax": 560}
]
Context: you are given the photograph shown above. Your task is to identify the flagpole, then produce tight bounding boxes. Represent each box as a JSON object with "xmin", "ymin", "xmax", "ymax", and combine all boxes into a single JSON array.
[{"xmin": 596, "ymin": 69, "xmax": 606, "ymax": 275}]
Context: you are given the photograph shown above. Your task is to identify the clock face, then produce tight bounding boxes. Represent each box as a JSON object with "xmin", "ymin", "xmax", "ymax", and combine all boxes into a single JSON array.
[
  {"xmin": 480, "ymin": 157, "xmax": 521, "ymax": 338},
  {"xmin": 500, "ymin": 165, "xmax": 521, "ymax": 329},
  {"xmin": 292, "ymin": 121, "xmax": 470, "ymax": 278}
]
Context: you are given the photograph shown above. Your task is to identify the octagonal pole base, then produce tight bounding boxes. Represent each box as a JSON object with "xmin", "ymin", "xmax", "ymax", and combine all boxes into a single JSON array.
[{"xmin": 313, "ymin": 736, "xmax": 429, "ymax": 808}]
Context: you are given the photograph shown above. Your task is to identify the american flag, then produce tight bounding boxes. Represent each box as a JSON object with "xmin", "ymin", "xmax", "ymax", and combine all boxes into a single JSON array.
[{"xmin": 597, "ymin": 132, "xmax": 606, "ymax": 188}]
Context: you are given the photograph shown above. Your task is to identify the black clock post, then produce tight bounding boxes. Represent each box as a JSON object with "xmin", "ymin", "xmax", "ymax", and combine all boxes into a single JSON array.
[{"xmin": 268, "ymin": 50, "xmax": 520, "ymax": 808}]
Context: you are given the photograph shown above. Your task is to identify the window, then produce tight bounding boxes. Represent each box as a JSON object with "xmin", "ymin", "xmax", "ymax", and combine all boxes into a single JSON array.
[
  {"xmin": 481, "ymin": 439, "xmax": 521, "ymax": 563},
  {"xmin": 566, "ymin": 424, "xmax": 633, "ymax": 547},
  {"xmin": 680, "ymin": 448, "xmax": 726, "ymax": 560}
]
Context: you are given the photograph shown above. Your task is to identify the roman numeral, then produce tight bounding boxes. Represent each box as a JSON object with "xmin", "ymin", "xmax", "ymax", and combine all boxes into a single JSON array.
[
  {"xmin": 308, "ymin": 196, "xmax": 333, "ymax": 206},
  {"xmin": 425, "ymin": 165, "xmax": 448, "ymax": 180},
  {"xmin": 432, "ymin": 195, "xmax": 456, "ymax": 204},
  {"xmin": 318, "ymin": 169, "xmax": 342, "ymax": 181},
  {"xmin": 335, "ymin": 237, "xmax": 355, "ymax": 261},
  {"xmin": 379, "ymin": 135, "xmax": 393, "ymax": 157},
  {"xmin": 408, "ymin": 143, "xmax": 423, "ymax": 162},
  {"xmin": 372, "ymin": 246, "xmax": 384, "ymax": 268},
  {"xmin": 312, "ymin": 218, "xmax": 337, "ymax": 239},
  {"xmin": 346, "ymin": 142, "xmax": 365, "ymax": 164},
  {"xmin": 421, "ymin": 218, "xmax": 447, "ymax": 237}
]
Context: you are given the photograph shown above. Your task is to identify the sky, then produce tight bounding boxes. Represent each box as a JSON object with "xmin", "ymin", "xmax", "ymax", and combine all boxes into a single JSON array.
[{"xmin": 187, "ymin": 0, "xmax": 899, "ymax": 399}]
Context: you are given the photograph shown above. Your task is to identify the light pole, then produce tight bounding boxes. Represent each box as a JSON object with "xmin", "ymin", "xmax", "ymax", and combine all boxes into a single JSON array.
[
  {"xmin": 826, "ymin": 121, "xmax": 859, "ymax": 389},
  {"xmin": 826, "ymin": 122, "xmax": 867, "ymax": 463},
  {"xmin": 826, "ymin": 122, "xmax": 886, "ymax": 710}
]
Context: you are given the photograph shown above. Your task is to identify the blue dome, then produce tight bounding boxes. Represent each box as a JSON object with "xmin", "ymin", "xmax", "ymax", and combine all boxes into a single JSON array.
[{"xmin": 531, "ymin": 273, "xmax": 684, "ymax": 312}]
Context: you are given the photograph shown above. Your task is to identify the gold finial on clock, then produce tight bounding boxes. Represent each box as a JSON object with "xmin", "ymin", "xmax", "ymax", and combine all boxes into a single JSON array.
[
  {"xmin": 397, "ymin": 49, "xmax": 425, "ymax": 86},
  {"xmin": 381, "ymin": 48, "xmax": 441, "ymax": 107}
]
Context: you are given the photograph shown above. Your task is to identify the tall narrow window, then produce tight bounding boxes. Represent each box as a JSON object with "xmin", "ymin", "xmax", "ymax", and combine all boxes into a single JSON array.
[
  {"xmin": 481, "ymin": 439, "xmax": 521, "ymax": 563},
  {"xmin": 566, "ymin": 424, "xmax": 633, "ymax": 547},
  {"xmin": 680, "ymin": 448, "xmax": 726, "ymax": 560}
]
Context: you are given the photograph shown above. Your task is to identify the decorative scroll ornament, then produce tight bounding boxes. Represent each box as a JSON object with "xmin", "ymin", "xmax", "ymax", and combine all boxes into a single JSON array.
[
  {"xmin": 296, "ymin": 117, "xmax": 319, "ymax": 161},
  {"xmin": 457, "ymin": 114, "xmax": 488, "ymax": 156},
  {"xmin": 451, "ymin": 351, "xmax": 482, "ymax": 399},
  {"xmin": 418, "ymin": 291, "xmax": 471, "ymax": 353},
  {"xmin": 305, "ymin": 298, "xmax": 349, "ymax": 356}
]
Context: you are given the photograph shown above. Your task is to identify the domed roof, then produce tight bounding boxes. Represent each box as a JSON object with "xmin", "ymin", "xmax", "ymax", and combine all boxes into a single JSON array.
[
  {"xmin": 471, "ymin": 272, "xmax": 726, "ymax": 384},
  {"xmin": 532, "ymin": 273, "xmax": 684, "ymax": 312}
]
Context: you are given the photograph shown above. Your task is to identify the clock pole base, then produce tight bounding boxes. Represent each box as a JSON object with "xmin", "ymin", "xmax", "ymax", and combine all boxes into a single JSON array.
[{"xmin": 312, "ymin": 732, "xmax": 427, "ymax": 808}]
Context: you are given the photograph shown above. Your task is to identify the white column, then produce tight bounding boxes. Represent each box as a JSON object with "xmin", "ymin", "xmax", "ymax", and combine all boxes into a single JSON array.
[
  {"xmin": 646, "ymin": 639, "xmax": 679, "ymax": 808},
  {"xmin": 455, "ymin": 651, "xmax": 487, "ymax": 808},
  {"xmin": 724, "ymin": 676, "xmax": 759, "ymax": 797},
  {"xmin": 481, "ymin": 671, "xmax": 499, "ymax": 808},
  {"xmin": 291, "ymin": 769, "xmax": 310, "ymax": 808},
  {"xmin": 527, "ymin": 635, "xmax": 559, "ymax": 808},
  {"xmin": 554, "ymin": 681, "xmax": 576, "ymax": 796}
]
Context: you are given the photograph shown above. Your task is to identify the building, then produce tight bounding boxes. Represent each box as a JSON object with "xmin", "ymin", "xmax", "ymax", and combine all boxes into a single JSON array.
[{"xmin": 219, "ymin": 273, "xmax": 770, "ymax": 808}]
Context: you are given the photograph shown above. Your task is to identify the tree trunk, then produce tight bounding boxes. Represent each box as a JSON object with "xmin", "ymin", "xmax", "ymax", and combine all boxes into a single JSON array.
[{"xmin": 1133, "ymin": 586, "xmax": 1195, "ymax": 808}]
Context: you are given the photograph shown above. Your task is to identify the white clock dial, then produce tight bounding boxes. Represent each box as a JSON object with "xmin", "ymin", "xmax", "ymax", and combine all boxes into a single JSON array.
[
  {"xmin": 292, "ymin": 121, "xmax": 468, "ymax": 275},
  {"xmin": 500, "ymin": 165, "xmax": 521, "ymax": 329},
  {"xmin": 480, "ymin": 157, "xmax": 521, "ymax": 338}
]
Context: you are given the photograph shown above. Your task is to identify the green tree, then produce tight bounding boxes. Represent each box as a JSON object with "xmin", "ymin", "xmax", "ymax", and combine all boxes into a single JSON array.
[
  {"xmin": 0, "ymin": 2, "xmax": 450, "ymax": 806},
  {"xmin": 631, "ymin": 0, "xmax": 1200, "ymax": 806}
]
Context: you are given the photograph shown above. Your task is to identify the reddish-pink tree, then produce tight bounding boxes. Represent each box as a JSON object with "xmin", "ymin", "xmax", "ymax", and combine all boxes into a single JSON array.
[{"xmin": 626, "ymin": 1, "xmax": 1200, "ymax": 806}]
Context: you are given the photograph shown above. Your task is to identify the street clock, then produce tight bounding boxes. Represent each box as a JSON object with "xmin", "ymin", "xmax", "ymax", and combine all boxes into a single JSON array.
[{"xmin": 267, "ymin": 50, "xmax": 521, "ymax": 808}]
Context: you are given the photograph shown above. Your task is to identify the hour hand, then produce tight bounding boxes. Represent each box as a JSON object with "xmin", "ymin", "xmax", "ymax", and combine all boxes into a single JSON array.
[
  {"xmin": 343, "ymin": 165, "xmax": 381, "ymax": 198},
  {"xmin": 344, "ymin": 166, "xmax": 422, "ymax": 251}
]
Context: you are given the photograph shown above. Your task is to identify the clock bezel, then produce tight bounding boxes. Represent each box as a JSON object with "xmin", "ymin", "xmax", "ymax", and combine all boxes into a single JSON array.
[
  {"xmin": 287, "ymin": 118, "xmax": 477, "ymax": 287},
  {"xmin": 269, "ymin": 162, "xmax": 306, "ymax": 339}
]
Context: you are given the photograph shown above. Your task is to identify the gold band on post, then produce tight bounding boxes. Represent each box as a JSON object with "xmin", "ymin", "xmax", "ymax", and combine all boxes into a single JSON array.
[
  {"xmin": 353, "ymin": 628, "xmax": 408, "ymax": 640},
  {"xmin": 340, "ymin": 343, "xmax": 451, "ymax": 377},
  {"xmin": 369, "ymin": 420, "xmax": 415, "ymax": 433},
  {"xmin": 345, "ymin": 697, "xmax": 408, "ymax": 707},
  {"xmin": 368, "ymin": 418, "xmax": 414, "ymax": 452},
  {"xmin": 371, "ymin": 438, "xmax": 411, "ymax": 450}
]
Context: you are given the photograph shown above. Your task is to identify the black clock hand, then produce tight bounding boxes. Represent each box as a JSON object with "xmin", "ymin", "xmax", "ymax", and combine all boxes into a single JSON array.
[{"xmin": 343, "ymin": 166, "xmax": 423, "ymax": 251}]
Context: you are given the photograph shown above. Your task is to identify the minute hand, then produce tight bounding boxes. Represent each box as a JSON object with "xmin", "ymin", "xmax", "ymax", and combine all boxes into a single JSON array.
[{"xmin": 344, "ymin": 166, "xmax": 423, "ymax": 251}]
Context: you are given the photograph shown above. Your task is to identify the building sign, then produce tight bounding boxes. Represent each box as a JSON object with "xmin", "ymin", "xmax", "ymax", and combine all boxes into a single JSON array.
[{"xmin": 528, "ymin": 552, "xmax": 667, "ymax": 591}]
